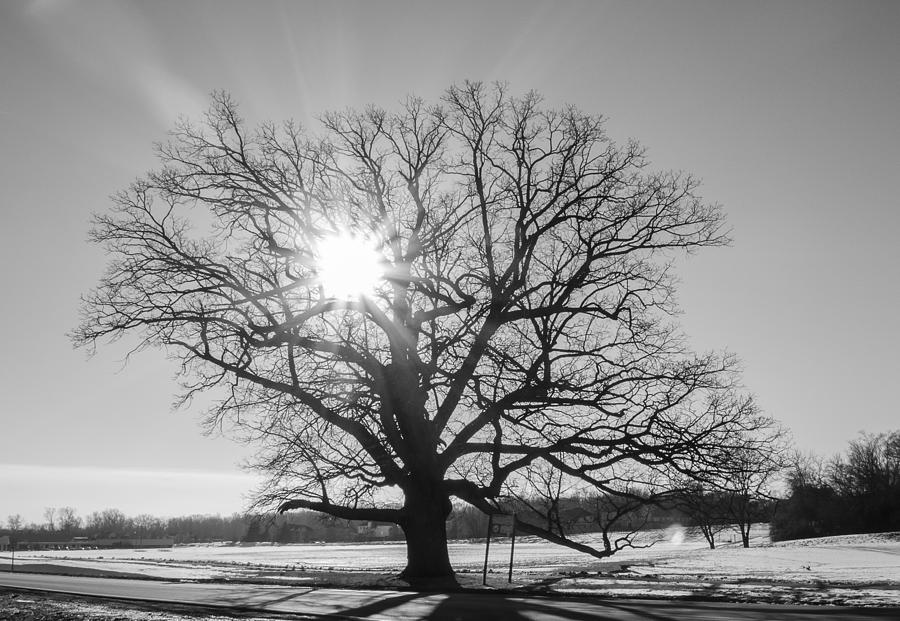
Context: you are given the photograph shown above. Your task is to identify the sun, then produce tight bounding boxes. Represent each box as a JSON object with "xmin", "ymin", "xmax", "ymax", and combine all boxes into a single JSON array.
[{"xmin": 316, "ymin": 232, "xmax": 385, "ymax": 299}]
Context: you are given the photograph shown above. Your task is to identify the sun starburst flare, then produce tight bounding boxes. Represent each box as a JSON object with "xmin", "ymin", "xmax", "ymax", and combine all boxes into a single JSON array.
[{"xmin": 316, "ymin": 232, "xmax": 385, "ymax": 299}]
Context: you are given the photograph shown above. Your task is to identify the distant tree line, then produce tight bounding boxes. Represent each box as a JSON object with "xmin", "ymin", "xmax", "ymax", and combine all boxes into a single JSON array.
[
  {"xmin": 3, "ymin": 509, "xmax": 247, "ymax": 545},
  {"xmin": 1, "ymin": 508, "xmax": 404, "ymax": 545},
  {"xmin": 772, "ymin": 430, "xmax": 900, "ymax": 541},
  {"xmin": 2, "ymin": 490, "xmax": 758, "ymax": 549}
]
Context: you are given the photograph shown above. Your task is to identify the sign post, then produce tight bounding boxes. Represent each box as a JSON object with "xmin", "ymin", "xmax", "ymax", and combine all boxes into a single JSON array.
[
  {"xmin": 481, "ymin": 514, "xmax": 494, "ymax": 586},
  {"xmin": 483, "ymin": 514, "xmax": 516, "ymax": 586},
  {"xmin": 507, "ymin": 514, "xmax": 516, "ymax": 583}
]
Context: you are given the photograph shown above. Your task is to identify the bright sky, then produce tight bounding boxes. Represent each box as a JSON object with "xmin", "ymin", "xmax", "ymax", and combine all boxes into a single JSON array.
[{"xmin": 1, "ymin": 0, "xmax": 898, "ymax": 524}]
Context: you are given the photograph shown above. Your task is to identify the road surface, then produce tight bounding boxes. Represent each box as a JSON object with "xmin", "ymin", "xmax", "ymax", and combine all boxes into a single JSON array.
[{"xmin": 1, "ymin": 571, "xmax": 898, "ymax": 620}]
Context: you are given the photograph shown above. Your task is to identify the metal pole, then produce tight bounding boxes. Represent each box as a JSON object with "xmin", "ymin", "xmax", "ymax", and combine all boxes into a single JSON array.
[
  {"xmin": 482, "ymin": 514, "xmax": 493, "ymax": 586},
  {"xmin": 507, "ymin": 514, "xmax": 516, "ymax": 583}
]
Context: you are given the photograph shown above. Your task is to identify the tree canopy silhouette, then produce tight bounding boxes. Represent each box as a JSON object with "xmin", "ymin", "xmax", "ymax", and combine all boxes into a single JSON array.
[{"xmin": 75, "ymin": 82, "xmax": 777, "ymax": 581}]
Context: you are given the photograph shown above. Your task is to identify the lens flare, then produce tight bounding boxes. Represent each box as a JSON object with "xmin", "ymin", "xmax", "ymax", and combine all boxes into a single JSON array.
[
  {"xmin": 666, "ymin": 524, "xmax": 686, "ymax": 545},
  {"xmin": 316, "ymin": 233, "xmax": 384, "ymax": 299}
]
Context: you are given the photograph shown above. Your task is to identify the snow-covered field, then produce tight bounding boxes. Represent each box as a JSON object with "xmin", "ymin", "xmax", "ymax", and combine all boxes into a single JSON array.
[{"xmin": 8, "ymin": 526, "xmax": 900, "ymax": 607}]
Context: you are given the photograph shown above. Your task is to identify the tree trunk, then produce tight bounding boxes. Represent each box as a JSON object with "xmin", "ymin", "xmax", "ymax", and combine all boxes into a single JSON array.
[
  {"xmin": 701, "ymin": 525, "xmax": 716, "ymax": 549},
  {"xmin": 398, "ymin": 483, "xmax": 455, "ymax": 585}
]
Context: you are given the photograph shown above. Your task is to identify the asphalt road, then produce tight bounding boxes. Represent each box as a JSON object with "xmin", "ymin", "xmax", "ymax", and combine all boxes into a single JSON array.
[{"xmin": 1, "ymin": 571, "xmax": 898, "ymax": 620}]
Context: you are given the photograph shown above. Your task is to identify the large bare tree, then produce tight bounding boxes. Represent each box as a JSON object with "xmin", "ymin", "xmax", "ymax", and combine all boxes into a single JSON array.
[{"xmin": 75, "ymin": 83, "xmax": 777, "ymax": 581}]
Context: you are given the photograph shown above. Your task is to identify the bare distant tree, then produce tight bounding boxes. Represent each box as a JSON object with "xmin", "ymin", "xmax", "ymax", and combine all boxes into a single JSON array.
[
  {"xmin": 84, "ymin": 509, "xmax": 128, "ymax": 538},
  {"xmin": 830, "ymin": 431, "xmax": 900, "ymax": 498},
  {"xmin": 6, "ymin": 514, "xmax": 23, "ymax": 531},
  {"xmin": 42, "ymin": 507, "xmax": 56, "ymax": 532},
  {"xmin": 828, "ymin": 430, "xmax": 900, "ymax": 532},
  {"xmin": 74, "ymin": 83, "xmax": 779, "ymax": 582},
  {"xmin": 675, "ymin": 422, "xmax": 788, "ymax": 548},
  {"xmin": 57, "ymin": 506, "xmax": 81, "ymax": 533},
  {"xmin": 133, "ymin": 514, "xmax": 162, "ymax": 542},
  {"xmin": 721, "ymin": 442, "xmax": 788, "ymax": 547},
  {"xmin": 674, "ymin": 481, "xmax": 729, "ymax": 549},
  {"xmin": 788, "ymin": 451, "xmax": 829, "ymax": 490}
]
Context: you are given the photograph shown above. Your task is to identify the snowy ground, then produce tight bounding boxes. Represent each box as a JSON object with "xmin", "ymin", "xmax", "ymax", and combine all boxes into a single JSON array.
[{"xmin": 4, "ymin": 526, "xmax": 899, "ymax": 607}]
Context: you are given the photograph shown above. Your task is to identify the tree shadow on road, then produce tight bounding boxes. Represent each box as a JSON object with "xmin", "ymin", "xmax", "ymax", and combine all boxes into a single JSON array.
[
  {"xmin": 336, "ymin": 590, "xmax": 900, "ymax": 621},
  {"xmin": 335, "ymin": 590, "xmax": 658, "ymax": 620}
]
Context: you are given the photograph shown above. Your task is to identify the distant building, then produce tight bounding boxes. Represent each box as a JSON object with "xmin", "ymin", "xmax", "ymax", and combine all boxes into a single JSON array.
[{"xmin": 355, "ymin": 521, "xmax": 398, "ymax": 540}]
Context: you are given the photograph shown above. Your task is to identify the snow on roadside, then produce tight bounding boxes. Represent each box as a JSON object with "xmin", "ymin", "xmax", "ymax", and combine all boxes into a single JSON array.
[
  {"xmin": 9, "ymin": 527, "xmax": 899, "ymax": 606},
  {"xmin": 625, "ymin": 533, "xmax": 900, "ymax": 584}
]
